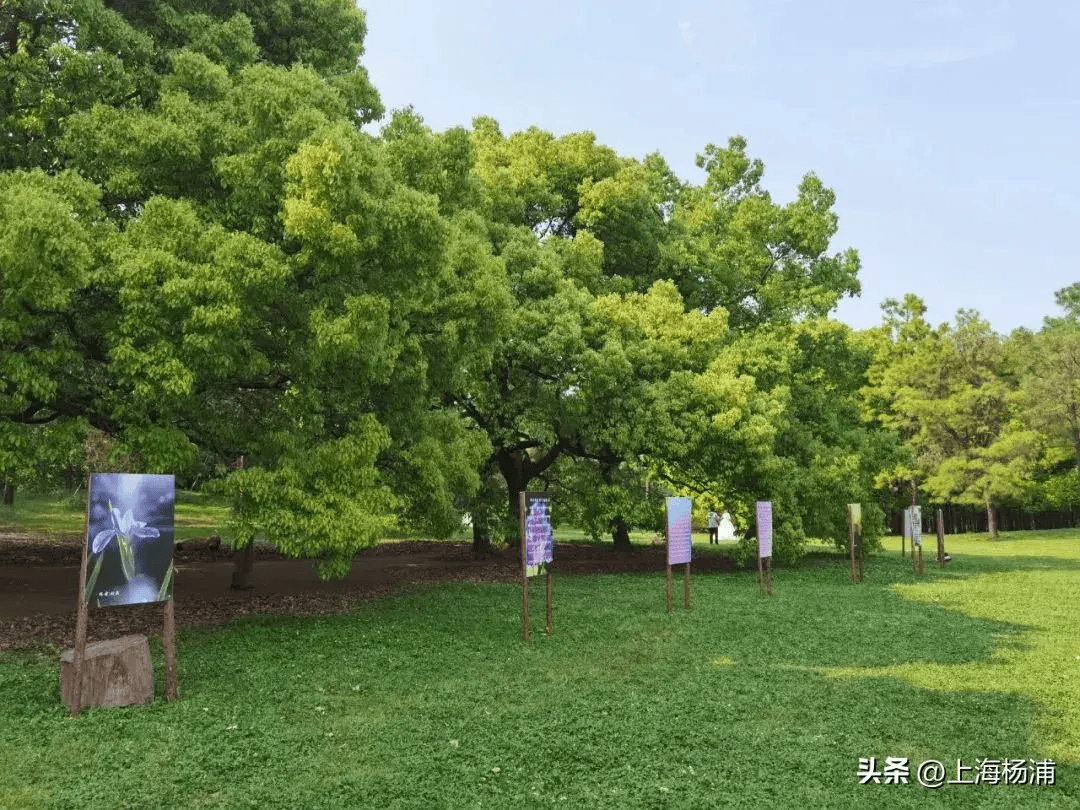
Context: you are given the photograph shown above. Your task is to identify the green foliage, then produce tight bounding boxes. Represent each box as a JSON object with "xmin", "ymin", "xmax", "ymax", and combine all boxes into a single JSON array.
[
  {"xmin": 462, "ymin": 122, "xmax": 874, "ymax": 556},
  {"xmin": 863, "ymin": 299, "xmax": 1039, "ymax": 537},
  {"xmin": 3, "ymin": 0, "xmax": 893, "ymax": 575},
  {"xmin": 225, "ymin": 416, "xmax": 395, "ymax": 579}
]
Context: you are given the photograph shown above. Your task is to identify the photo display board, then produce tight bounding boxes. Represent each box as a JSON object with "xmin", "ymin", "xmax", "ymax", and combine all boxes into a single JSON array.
[
  {"xmin": 848, "ymin": 503, "xmax": 863, "ymax": 548},
  {"xmin": 757, "ymin": 501, "xmax": 773, "ymax": 558},
  {"xmin": 908, "ymin": 505, "xmax": 922, "ymax": 547},
  {"xmin": 524, "ymin": 491, "xmax": 554, "ymax": 577},
  {"xmin": 86, "ymin": 474, "xmax": 175, "ymax": 607},
  {"xmin": 666, "ymin": 497, "xmax": 692, "ymax": 565}
]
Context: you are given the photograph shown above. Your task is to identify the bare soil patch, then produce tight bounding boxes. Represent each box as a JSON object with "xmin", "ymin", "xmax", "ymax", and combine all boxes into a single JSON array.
[{"xmin": 0, "ymin": 536, "xmax": 733, "ymax": 651}]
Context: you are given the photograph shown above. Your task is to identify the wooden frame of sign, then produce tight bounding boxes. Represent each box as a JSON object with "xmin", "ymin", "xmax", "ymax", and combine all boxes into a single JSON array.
[
  {"xmin": 756, "ymin": 501, "xmax": 773, "ymax": 597},
  {"xmin": 936, "ymin": 508, "xmax": 947, "ymax": 566},
  {"xmin": 847, "ymin": 503, "xmax": 864, "ymax": 583},
  {"xmin": 664, "ymin": 497, "xmax": 692, "ymax": 613},
  {"xmin": 757, "ymin": 554, "xmax": 772, "ymax": 597},
  {"xmin": 519, "ymin": 491, "xmax": 553, "ymax": 643},
  {"xmin": 908, "ymin": 505, "xmax": 924, "ymax": 575},
  {"xmin": 69, "ymin": 475, "xmax": 178, "ymax": 716},
  {"xmin": 665, "ymin": 562, "xmax": 691, "ymax": 613}
]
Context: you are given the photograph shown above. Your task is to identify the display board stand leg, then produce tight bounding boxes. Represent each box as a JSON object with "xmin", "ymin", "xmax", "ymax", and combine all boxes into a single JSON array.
[
  {"xmin": 767, "ymin": 556, "xmax": 773, "ymax": 596},
  {"xmin": 665, "ymin": 564, "xmax": 673, "ymax": 613},
  {"xmin": 519, "ymin": 492, "xmax": 530, "ymax": 643},
  {"xmin": 70, "ymin": 544, "xmax": 89, "ymax": 717},
  {"xmin": 521, "ymin": 577, "xmax": 530, "ymax": 642},
  {"xmin": 70, "ymin": 478, "xmax": 91, "ymax": 717},
  {"xmin": 164, "ymin": 598, "xmax": 178, "ymax": 700},
  {"xmin": 683, "ymin": 562, "xmax": 691, "ymax": 610},
  {"xmin": 545, "ymin": 569, "xmax": 552, "ymax": 635},
  {"xmin": 849, "ymin": 526, "xmax": 857, "ymax": 584},
  {"xmin": 936, "ymin": 508, "xmax": 946, "ymax": 566}
]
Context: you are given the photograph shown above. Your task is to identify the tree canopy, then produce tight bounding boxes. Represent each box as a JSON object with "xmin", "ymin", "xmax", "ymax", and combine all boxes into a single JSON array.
[{"xmin": 15, "ymin": 0, "xmax": 1069, "ymax": 578}]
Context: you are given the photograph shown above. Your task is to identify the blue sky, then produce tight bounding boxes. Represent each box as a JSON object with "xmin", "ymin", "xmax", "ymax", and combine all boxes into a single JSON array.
[{"xmin": 358, "ymin": 1, "xmax": 1079, "ymax": 334}]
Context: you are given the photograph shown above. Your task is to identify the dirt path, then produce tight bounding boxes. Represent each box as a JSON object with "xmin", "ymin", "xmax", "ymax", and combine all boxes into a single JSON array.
[{"xmin": 0, "ymin": 537, "xmax": 733, "ymax": 651}]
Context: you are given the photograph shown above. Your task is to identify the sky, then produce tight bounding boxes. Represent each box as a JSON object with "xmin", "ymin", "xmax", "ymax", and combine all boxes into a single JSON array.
[{"xmin": 357, "ymin": 0, "xmax": 1079, "ymax": 334}]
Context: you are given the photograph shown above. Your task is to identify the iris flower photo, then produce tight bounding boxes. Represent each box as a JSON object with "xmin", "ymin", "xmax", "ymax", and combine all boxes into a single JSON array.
[
  {"xmin": 84, "ymin": 474, "xmax": 175, "ymax": 607},
  {"xmin": 92, "ymin": 503, "xmax": 161, "ymax": 581}
]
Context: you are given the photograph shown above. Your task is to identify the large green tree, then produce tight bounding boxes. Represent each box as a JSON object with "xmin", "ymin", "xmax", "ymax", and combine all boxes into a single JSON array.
[
  {"xmin": 1004, "ymin": 283, "xmax": 1080, "ymax": 510},
  {"xmin": 454, "ymin": 122, "xmax": 872, "ymax": 559},
  {"xmin": 865, "ymin": 299, "xmax": 1038, "ymax": 538},
  {"xmin": 0, "ymin": 1, "xmax": 505, "ymax": 582}
]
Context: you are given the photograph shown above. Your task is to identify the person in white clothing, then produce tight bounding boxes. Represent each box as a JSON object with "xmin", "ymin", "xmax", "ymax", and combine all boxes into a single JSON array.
[{"xmin": 707, "ymin": 508, "xmax": 720, "ymax": 544}]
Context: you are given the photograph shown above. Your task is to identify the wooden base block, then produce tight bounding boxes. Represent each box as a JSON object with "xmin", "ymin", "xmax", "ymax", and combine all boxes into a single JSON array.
[{"xmin": 61, "ymin": 634, "xmax": 154, "ymax": 712}]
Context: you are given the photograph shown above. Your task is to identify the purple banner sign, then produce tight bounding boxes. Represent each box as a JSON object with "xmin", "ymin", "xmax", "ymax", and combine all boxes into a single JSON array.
[
  {"xmin": 666, "ymin": 497, "xmax": 692, "ymax": 565},
  {"xmin": 757, "ymin": 501, "xmax": 773, "ymax": 559},
  {"xmin": 524, "ymin": 492, "xmax": 553, "ymax": 577}
]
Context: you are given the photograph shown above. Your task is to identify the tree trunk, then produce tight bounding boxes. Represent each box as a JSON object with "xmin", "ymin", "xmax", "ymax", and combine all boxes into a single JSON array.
[
  {"xmin": 472, "ymin": 521, "xmax": 493, "ymax": 555},
  {"xmin": 986, "ymin": 498, "xmax": 999, "ymax": 540},
  {"xmin": 3, "ymin": 483, "xmax": 13, "ymax": 506},
  {"xmin": 230, "ymin": 541, "xmax": 256, "ymax": 590},
  {"xmin": 505, "ymin": 484, "xmax": 523, "ymax": 548},
  {"xmin": 1073, "ymin": 427, "xmax": 1080, "ymax": 493},
  {"xmin": 611, "ymin": 515, "xmax": 632, "ymax": 552},
  {"xmin": 495, "ymin": 444, "xmax": 564, "ymax": 550}
]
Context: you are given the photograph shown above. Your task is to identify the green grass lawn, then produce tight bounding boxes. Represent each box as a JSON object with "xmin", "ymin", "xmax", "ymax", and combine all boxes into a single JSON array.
[
  {"xmin": 1, "ymin": 528, "xmax": 1078, "ymax": 807},
  {"xmin": 0, "ymin": 490, "xmax": 233, "ymax": 544}
]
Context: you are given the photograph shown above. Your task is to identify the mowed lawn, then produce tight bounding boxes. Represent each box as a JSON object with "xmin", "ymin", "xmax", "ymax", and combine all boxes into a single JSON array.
[
  {"xmin": 1, "ymin": 527, "xmax": 1078, "ymax": 808},
  {"xmin": 0, "ymin": 490, "xmax": 232, "ymax": 544}
]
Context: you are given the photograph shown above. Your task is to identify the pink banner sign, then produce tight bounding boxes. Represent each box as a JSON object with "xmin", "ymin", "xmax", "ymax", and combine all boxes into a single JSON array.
[
  {"xmin": 666, "ymin": 497, "xmax": 692, "ymax": 565},
  {"xmin": 757, "ymin": 501, "xmax": 773, "ymax": 558}
]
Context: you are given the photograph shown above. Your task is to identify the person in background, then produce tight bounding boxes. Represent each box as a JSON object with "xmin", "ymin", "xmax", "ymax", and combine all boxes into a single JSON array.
[{"xmin": 707, "ymin": 507, "xmax": 720, "ymax": 544}]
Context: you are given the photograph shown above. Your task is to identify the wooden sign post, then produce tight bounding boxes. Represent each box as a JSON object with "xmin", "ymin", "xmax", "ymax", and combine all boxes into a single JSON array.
[
  {"xmin": 936, "ymin": 508, "xmax": 947, "ymax": 566},
  {"xmin": 847, "ymin": 503, "xmax": 864, "ymax": 583},
  {"xmin": 665, "ymin": 497, "xmax": 692, "ymax": 612},
  {"xmin": 68, "ymin": 474, "xmax": 178, "ymax": 716},
  {"xmin": 907, "ymin": 505, "xmax": 924, "ymax": 575},
  {"xmin": 520, "ymin": 491, "xmax": 554, "ymax": 642},
  {"xmin": 757, "ymin": 501, "xmax": 773, "ymax": 596}
]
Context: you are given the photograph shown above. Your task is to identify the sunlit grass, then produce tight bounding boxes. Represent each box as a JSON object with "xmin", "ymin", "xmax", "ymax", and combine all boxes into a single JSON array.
[
  {"xmin": 0, "ymin": 489, "xmax": 233, "ymax": 542},
  {"xmin": 813, "ymin": 528, "xmax": 1080, "ymax": 767},
  {"xmin": 1, "ymin": 528, "xmax": 1077, "ymax": 807}
]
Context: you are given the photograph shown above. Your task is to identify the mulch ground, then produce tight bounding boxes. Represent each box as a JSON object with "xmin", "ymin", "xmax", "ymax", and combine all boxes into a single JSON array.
[{"xmin": 0, "ymin": 536, "xmax": 734, "ymax": 651}]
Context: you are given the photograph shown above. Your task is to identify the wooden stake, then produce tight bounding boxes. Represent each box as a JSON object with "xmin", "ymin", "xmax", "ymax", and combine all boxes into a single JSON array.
[
  {"xmin": 665, "ymin": 563, "xmax": 673, "ymax": 613},
  {"xmin": 70, "ymin": 475, "xmax": 91, "ymax": 717},
  {"xmin": 683, "ymin": 562, "xmax": 691, "ymax": 610},
  {"xmin": 936, "ymin": 508, "xmax": 946, "ymax": 566},
  {"xmin": 849, "ymin": 520, "xmax": 857, "ymax": 584},
  {"xmin": 163, "ymin": 597, "xmax": 178, "ymax": 700},
  {"xmin": 519, "ymin": 492, "xmax": 529, "ymax": 643},
  {"xmin": 545, "ymin": 568, "xmax": 552, "ymax": 635},
  {"xmin": 767, "ymin": 556, "xmax": 773, "ymax": 596}
]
